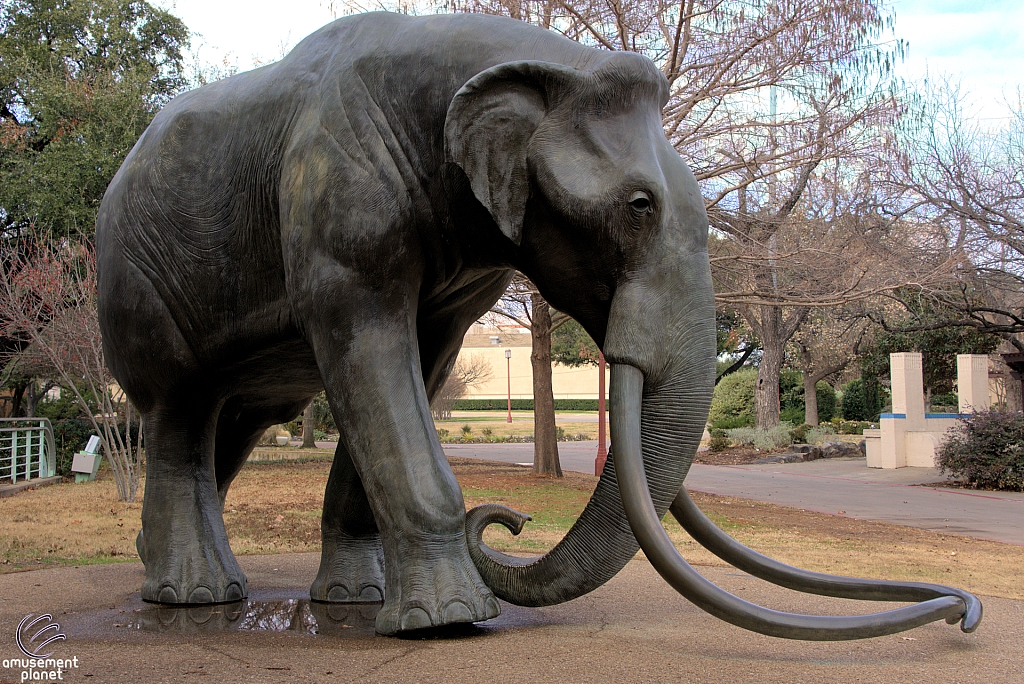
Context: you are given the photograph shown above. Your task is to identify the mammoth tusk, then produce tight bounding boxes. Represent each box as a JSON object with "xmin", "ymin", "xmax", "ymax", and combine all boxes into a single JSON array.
[
  {"xmin": 611, "ymin": 363, "xmax": 976, "ymax": 641},
  {"xmin": 669, "ymin": 487, "xmax": 982, "ymax": 633}
]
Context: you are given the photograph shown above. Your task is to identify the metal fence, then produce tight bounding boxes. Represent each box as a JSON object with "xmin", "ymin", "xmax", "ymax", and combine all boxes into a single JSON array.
[{"xmin": 0, "ymin": 418, "xmax": 56, "ymax": 484}]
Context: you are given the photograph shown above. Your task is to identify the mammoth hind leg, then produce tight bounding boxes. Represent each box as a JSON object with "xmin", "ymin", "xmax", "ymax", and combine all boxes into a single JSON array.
[
  {"xmin": 138, "ymin": 395, "xmax": 247, "ymax": 605},
  {"xmin": 669, "ymin": 487, "xmax": 982, "ymax": 632},
  {"xmin": 310, "ymin": 440, "xmax": 385, "ymax": 604}
]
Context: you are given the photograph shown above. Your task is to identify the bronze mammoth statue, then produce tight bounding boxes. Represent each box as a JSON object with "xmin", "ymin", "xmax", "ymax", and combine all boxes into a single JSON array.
[{"xmin": 96, "ymin": 11, "xmax": 980, "ymax": 638}]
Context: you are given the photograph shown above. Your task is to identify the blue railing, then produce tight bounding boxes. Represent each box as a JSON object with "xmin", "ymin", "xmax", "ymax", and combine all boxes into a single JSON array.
[{"xmin": 1, "ymin": 418, "xmax": 56, "ymax": 484}]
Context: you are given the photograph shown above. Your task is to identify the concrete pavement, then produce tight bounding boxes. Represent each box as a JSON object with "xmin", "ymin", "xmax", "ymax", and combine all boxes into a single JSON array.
[
  {"xmin": 443, "ymin": 442, "xmax": 1024, "ymax": 545},
  {"xmin": 442, "ymin": 439, "xmax": 602, "ymax": 473},
  {"xmin": 2, "ymin": 552, "xmax": 1019, "ymax": 684},
  {"xmin": 685, "ymin": 458, "xmax": 1024, "ymax": 545}
]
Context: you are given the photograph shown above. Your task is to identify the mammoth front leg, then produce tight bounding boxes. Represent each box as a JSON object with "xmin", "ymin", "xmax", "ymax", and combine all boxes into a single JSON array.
[{"xmin": 305, "ymin": 294, "xmax": 499, "ymax": 635}]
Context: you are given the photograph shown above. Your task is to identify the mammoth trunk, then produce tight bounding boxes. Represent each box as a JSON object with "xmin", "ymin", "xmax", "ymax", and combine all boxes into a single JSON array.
[{"xmin": 465, "ymin": 347, "xmax": 709, "ymax": 606}]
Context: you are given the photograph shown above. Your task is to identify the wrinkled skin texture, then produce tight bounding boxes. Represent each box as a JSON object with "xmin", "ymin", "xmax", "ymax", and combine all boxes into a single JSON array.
[{"xmin": 98, "ymin": 12, "xmax": 979, "ymax": 639}]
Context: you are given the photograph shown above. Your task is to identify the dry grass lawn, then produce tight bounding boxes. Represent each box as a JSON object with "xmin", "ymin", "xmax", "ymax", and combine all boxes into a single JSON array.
[{"xmin": 2, "ymin": 454, "xmax": 1021, "ymax": 601}]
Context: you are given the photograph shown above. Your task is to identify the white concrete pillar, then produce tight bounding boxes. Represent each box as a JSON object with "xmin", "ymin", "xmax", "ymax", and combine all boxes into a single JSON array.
[
  {"xmin": 957, "ymin": 354, "xmax": 990, "ymax": 414},
  {"xmin": 890, "ymin": 353, "xmax": 925, "ymax": 427}
]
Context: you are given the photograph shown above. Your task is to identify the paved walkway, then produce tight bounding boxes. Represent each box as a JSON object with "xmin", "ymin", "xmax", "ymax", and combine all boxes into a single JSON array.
[
  {"xmin": 443, "ymin": 442, "xmax": 1024, "ymax": 545},
  {"xmin": 1, "ymin": 553, "xmax": 1018, "ymax": 683}
]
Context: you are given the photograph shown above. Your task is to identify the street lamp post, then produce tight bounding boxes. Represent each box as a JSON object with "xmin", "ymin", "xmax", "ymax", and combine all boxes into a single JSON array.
[
  {"xmin": 505, "ymin": 348, "xmax": 513, "ymax": 423},
  {"xmin": 595, "ymin": 351, "xmax": 607, "ymax": 476}
]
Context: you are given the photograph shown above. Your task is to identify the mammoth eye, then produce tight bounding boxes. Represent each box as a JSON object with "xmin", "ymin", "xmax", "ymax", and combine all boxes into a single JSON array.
[{"xmin": 628, "ymin": 191, "xmax": 652, "ymax": 214}]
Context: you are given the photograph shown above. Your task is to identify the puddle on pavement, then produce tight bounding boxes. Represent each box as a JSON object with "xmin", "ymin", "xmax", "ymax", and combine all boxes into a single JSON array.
[{"xmin": 126, "ymin": 599, "xmax": 381, "ymax": 636}]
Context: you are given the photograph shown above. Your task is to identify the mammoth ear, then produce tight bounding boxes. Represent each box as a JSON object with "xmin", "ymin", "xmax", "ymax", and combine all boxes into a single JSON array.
[{"xmin": 445, "ymin": 61, "xmax": 582, "ymax": 245}]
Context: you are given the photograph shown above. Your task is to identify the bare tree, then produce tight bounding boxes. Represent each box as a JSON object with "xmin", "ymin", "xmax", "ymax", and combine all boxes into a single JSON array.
[
  {"xmin": 431, "ymin": 353, "xmax": 492, "ymax": 420},
  {"xmin": 0, "ymin": 239, "xmax": 142, "ymax": 501},
  {"xmin": 880, "ymin": 80, "xmax": 1024, "ymax": 351}
]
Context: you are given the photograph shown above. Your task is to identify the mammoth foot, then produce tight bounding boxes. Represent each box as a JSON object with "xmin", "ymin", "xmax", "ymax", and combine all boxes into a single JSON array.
[
  {"xmin": 311, "ymin": 535, "xmax": 386, "ymax": 603},
  {"xmin": 374, "ymin": 533, "xmax": 500, "ymax": 635},
  {"xmin": 139, "ymin": 526, "xmax": 247, "ymax": 605}
]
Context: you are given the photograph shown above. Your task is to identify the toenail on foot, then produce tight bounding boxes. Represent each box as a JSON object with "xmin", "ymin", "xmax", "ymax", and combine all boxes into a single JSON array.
[
  {"xmin": 442, "ymin": 601, "xmax": 473, "ymax": 624},
  {"xmin": 399, "ymin": 607, "xmax": 432, "ymax": 631},
  {"xmin": 187, "ymin": 586, "xmax": 214, "ymax": 604},
  {"xmin": 358, "ymin": 586, "xmax": 383, "ymax": 602},
  {"xmin": 224, "ymin": 582, "xmax": 245, "ymax": 602},
  {"xmin": 484, "ymin": 596, "xmax": 500, "ymax": 619},
  {"xmin": 326, "ymin": 585, "xmax": 351, "ymax": 602},
  {"xmin": 157, "ymin": 586, "xmax": 178, "ymax": 604}
]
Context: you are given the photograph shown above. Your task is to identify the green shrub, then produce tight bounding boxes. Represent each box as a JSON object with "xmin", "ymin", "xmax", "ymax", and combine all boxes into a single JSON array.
[
  {"xmin": 780, "ymin": 370, "xmax": 803, "ymax": 415},
  {"xmin": 841, "ymin": 379, "xmax": 888, "ymax": 421},
  {"xmin": 930, "ymin": 392, "xmax": 959, "ymax": 412},
  {"xmin": 830, "ymin": 419, "xmax": 872, "ymax": 435},
  {"xmin": 461, "ymin": 424, "xmax": 472, "ymax": 436},
  {"xmin": 711, "ymin": 415, "xmax": 754, "ymax": 430},
  {"xmin": 726, "ymin": 424, "xmax": 793, "ymax": 451},
  {"xmin": 937, "ymin": 411, "xmax": 1024, "ymax": 491},
  {"xmin": 779, "ymin": 374, "xmax": 837, "ymax": 423},
  {"xmin": 708, "ymin": 367, "xmax": 757, "ymax": 427},
  {"xmin": 789, "ymin": 423, "xmax": 812, "ymax": 443},
  {"xmin": 816, "ymin": 383, "xmax": 838, "ymax": 422},
  {"xmin": 708, "ymin": 428, "xmax": 730, "ymax": 452},
  {"xmin": 312, "ymin": 392, "xmax": 336, "ymax": 431},
  {"xmin": 436, "ymin": 428, "xmax": 450, "ymax": 439},
  {"xmin": 780, "ymin": 406, "xmax": 805, "ymax": 424},
  {"xmin": 806, "ymin": 424, "xmax": 837, "ymax": 444},
  {"xmin": 482, "ymin": 427, "xmax": 493, "ymax": 437},
  {"xmin": 36, "ymin": 393, "xmax": 85, "ymax": 421}
]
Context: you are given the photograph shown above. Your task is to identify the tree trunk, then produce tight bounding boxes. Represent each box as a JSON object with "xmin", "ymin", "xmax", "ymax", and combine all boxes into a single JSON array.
[
  {"xmin": 24, "ymin": 381, "xmax": 48, "ymax": 418},
  {"xmin": 798, "ymin": 342, "xmax": 819, "ymax": 426},
  {"xmin": 10, "ymin": 381, "xmax": 25, "ymax": 417},
  {"xmin": 531, "ymin": 292, "xmax": 562, "ymax": 477},
  {"xmin": 747, "ymin": 304, "xmax": 808, "ymax": 429},
  {"xmin": 803, "ymin": 373, "xmax": 819, "ymax": 426},
  {"xmin": 301, "ymin": 401, "xmax": 316, "ymax": 448},
  {"xmin": 755, "ymin": 339, "xmax": 783, "ymax": 428}
]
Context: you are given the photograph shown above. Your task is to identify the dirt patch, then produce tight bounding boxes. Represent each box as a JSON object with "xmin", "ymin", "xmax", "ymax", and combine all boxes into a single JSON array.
[
  {"xmin": 693, "ymin": 446, "xmax": 773, "ymax": 465},
  {"xmin": 916, "ymin": 479, "xmax": 1021, "ymax": 493}
]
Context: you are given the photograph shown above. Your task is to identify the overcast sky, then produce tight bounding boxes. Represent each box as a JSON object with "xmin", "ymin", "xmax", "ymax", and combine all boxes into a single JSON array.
[{"xmin": 161, "ymin": 0, "xmax": 1023, "ymax": 121}]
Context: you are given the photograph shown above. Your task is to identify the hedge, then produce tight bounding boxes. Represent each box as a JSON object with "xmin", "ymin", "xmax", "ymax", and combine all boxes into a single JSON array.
[{"xmin": 452, "ymin": 399, "xmax": 602, "ymax": 411}]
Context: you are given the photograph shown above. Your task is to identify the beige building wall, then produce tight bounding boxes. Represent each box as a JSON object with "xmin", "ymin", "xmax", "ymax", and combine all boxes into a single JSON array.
[{"xmin": 456, "ymin": 324, "xmax": 608, "ymax": 400}]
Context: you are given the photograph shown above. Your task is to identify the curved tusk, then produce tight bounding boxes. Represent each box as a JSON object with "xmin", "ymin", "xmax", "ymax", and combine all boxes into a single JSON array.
[
  {"xmin": 611, "ymin": 363, "xmax": 973, "ymax": 641},
  {"xmin": 669, "ymin": 487, "xmax": 982, "ymax": 632}
]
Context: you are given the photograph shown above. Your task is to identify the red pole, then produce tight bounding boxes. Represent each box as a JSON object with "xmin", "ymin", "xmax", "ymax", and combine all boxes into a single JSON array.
[
  {"xmin": 595, "ymin": 351, "xmax": 607, "ymax": 476},
  {"xmin": 506, "ymin": 349, "xmax": 513, "ymax": 423}
]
